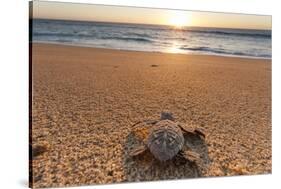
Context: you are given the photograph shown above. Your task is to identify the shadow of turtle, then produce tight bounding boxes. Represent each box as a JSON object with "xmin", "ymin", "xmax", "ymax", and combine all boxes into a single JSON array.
[
  {"xmin": 183, "ymin": 132, "xmax": 210, "ymax": 174},
  {"xmin": 122, "ymin": 130, "xmax": 210, "ymax": 182}
]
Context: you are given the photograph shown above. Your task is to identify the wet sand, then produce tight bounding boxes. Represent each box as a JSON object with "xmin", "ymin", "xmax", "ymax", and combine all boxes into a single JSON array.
[{"xmin": 30, "ymin": 43, "xmax": 271, "ymax": 188}]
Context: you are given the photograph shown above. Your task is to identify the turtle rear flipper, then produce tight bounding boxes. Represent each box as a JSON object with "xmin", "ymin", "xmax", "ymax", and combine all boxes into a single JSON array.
[
  {"xmin": 182, "ymin": 150, "xmax": 205, "ymax": 170},
  {"xmin": 129, "ymin": 145, "xmax": 148, "ymax": 157}
]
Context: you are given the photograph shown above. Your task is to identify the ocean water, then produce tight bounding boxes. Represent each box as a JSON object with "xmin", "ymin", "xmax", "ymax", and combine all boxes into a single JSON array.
[{"xmin": 32, "ymin": 19, "xmax": 272, "ymax": 59}]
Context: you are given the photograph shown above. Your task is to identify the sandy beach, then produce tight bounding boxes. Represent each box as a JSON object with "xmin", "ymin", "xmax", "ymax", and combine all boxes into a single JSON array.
[{"xmin": 30, "ymin": 43, "xmax": 271, "ymax": 188}]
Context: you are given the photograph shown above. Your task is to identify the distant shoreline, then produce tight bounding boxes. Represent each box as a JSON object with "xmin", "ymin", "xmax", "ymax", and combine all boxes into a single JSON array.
[
  {"xmin": 32, "ymin": 19, "xmax": 272, "ymax": 60},
  {"xmin": 32, "ymin": 41, "xmax": 272, "ymax": 60}
]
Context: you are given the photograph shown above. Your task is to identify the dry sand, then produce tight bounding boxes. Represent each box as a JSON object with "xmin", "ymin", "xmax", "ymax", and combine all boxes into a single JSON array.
[{"xmin": 30, "ymin": 43, "xmax": 271, "ymax": 188}]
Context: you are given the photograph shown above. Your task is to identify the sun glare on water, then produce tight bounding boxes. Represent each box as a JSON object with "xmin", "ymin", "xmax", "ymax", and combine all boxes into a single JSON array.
[{"xmin": 168, "ymin": 12, "xmax": 191, "ymax": 29}]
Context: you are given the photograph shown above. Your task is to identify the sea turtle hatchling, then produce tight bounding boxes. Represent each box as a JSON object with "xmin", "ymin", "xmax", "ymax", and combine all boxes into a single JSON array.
[{"xmin": 129, "ymin": 111, "xmax": 206, "ymax": 167}]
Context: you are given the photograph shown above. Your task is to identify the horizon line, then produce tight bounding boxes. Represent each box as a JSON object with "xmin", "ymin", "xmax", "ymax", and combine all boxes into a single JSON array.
[{"xmin": 31, "ymin": 17, "xmax": 272, "ymax": 31}]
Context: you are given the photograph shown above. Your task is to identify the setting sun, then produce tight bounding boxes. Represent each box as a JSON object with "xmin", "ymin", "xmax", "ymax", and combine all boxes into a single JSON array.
[{"xmin": 168, "ymin": 12, "xmax": 191, "ymax": 28}]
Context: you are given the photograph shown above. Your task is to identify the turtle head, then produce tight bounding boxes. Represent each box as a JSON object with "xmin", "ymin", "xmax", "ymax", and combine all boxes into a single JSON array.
[{"xmin": 160, "ymin": 111, "xmax": 175, "ymax": 121}]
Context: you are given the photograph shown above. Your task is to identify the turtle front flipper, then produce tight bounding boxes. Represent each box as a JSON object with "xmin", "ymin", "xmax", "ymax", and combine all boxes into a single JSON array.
[
  {"xmin": 178, "ymin": 123, "xmax": 205, "ymax": 139},
  {"xmin": 129, "ymin": 145, "xmax": 148, "ymax": 157},
  {"xmin": 194, "ymin": 128, "xmax": 205, "ymax": 139}
]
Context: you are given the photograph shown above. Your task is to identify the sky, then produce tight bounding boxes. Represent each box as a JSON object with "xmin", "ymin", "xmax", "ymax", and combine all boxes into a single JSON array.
[{"xmin": 32, "ymin": 1, "xmax": 271, "ymax": 30}]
